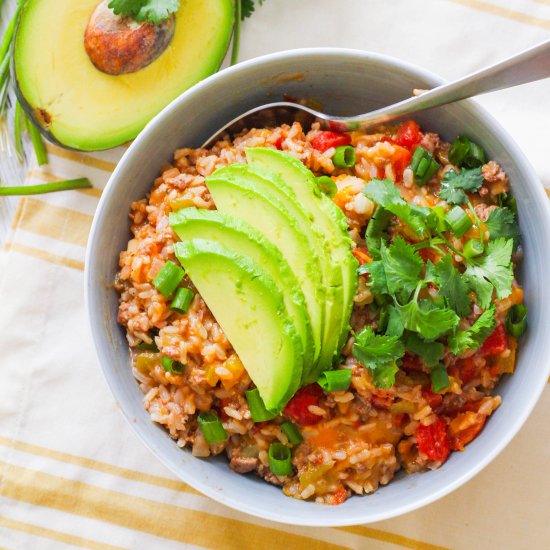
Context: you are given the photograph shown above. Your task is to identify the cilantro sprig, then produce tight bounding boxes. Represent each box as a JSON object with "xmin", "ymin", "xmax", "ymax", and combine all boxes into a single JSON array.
[
  {"xmin": 355, "ymin": 167, "xmax": 518, "ymax": 391},
  {"xmin": 108, "ymin": 0, "xmax": 180, "ymax": 24},
  {"xmin": 352, "ymin": 327, "xmax": 405, "ymax": 388}
]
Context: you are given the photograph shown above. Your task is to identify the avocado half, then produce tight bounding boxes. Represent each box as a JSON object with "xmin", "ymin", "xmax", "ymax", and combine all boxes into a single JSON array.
[{"xmin": 13, "ymin": 0, "xmax": 234, "ymax": 151}]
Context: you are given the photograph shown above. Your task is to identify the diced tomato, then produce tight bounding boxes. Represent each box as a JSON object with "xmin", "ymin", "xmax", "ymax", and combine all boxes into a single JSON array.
[
  {"xmin": 380, "ymin": 136, "xmax": 396, "ymax": 145},
  {"xmin": 480, "ymin": 324, "xmax": 507, "ymax": 357},
  {"xmin": 448, "ymin": 412, "xmax": 487, "ymax": 451},
  {"xmin": 274, "ymin": 135, "xmax": 285, "ymax": 150},
  {"xmin": 390, "ymin": 145, "xmax": 411, "ymax": 182},
  {"xmin": 455, "ymin": 356, "xmax": 478, "ymax": 384},
  {"xmin": 352, "ymin": 247, "xmax": 371, "ymax": 265},
  {"xmin": 422, "ymin": 388, "xmax": 443, "ymax": 410},
  {"xmin": 415, "ymin": 418, "xmax": 450, "ymax": 462},
  {"xmin": 283, "ymin": 384, "xmax": 324, "ymax": 426},
  {"xmin": 327, "ymin": 485, "xmax": 348, "ymax": 505},
  {"xmin": 401, "ymin": 353, "xmax": 424, "ymax": 372},
  {"xmin": 394, "ymin": 120, "xmax": 423, "ymax": 150},
  {"xmin": 311, "ymin": 131, "xmax": 351, "ymax": 152}
]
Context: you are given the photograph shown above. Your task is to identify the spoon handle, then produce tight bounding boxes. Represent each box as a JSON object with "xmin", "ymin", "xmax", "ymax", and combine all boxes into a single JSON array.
[{"xmin": 331, "ymin": 39, "xmax": 550, "ymax": 129}]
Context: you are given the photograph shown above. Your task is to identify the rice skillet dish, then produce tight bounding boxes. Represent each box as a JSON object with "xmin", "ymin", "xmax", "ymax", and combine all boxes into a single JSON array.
[{"xmin": 115, "ymin": 116, "xmax": 526, "ymax": 505}]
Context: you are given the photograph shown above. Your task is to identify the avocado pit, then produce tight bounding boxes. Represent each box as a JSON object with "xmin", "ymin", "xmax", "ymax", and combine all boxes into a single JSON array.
[{"xmin": 84, "ymin": 1, "xmax": 175, "ymax": 75}]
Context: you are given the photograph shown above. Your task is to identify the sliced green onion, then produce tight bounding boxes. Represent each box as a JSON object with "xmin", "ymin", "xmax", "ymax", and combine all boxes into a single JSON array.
[
  {"xmin": 317, "ymin": 369, "xmax": 352, "ymax": 392},
  {"xmin": 498, "ymin": 192, "xmax": 518, "ymax": 215},
  {"xmin": 153, "ymin": 261, "xmax": 185, "ymax": 298},
  {"xmin": 316, "ymin": 176, "xmax": 337, "ymax": 198},
  {"xmin": 245, "ymin": 388, "xmax": 276, "ymax": 422},
  {"xmin": 431, "ymin": 365, "xmax": 450, "ymax": 394},
  {"xmin": 281, "ymin": 421, "xmax": 303, "ymax": 446},
  {"xmin": 463, "ymin": 142, "xmax": 486, "ymax": 168},
  {"xmin": 198, "ymin": 412, "xmax": 228, "ymax": 444},
  {"xmin": 448, "ymin": 136, "xmax": 471, "ymax": 166},
  {"xmin": 268, "ymin": 442, "xmax": 292, "ymax": 476},
  {"xmin": 448, "ymin": 136, "xmax": 486, "ymax": 168},
  {"xmin": 136, "ymin": 341, "xmax": 159, "ymax": 352},
  {"xmin": 463, "ymin": 239, "xmax": 484, "ymax": 258},
  {"xmin": 445, "ymin": 206, "xmax": 473, "ymax": 238},
  {"xmin": 505, "ymin": 304, "xmax": 527, "ymax": 337},
  {"xmin": 161, "ymin": 356, "xmax": 185, "ymax": 374},
  {"xmin": 409, "ymin": 146, "xmax": 439, "ymax": 185},
  {"xmin": 171, "ymin": 287, "xmax": 194, "ymax": 313},
  {"xmin": 332, "ymin": 145, "xmax": 356, "ymax": 168}
]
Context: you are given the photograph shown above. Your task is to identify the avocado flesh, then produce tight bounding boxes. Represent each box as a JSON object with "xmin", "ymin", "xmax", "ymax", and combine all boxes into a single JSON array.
[
  {"xmin": 245, "ymin": 148, "xmax": 358, "ymax": 381},
  {"xmin": 174, "ymin": 239, "xmax": 303, "ymax": 411},
  {"xmin": 169, "ymin": 207, "xmax": 314, "ymax": 369},
  {"xmin": 13, "ymin": 0, "xmax": 234, "ymax": 151},
  {"xmin": 206, "ymin": 172, "xmax": 325, "ymax": 369},
  {"xmin": 211, "ymin": 163, "xmax": 342, "ymax": 380}
]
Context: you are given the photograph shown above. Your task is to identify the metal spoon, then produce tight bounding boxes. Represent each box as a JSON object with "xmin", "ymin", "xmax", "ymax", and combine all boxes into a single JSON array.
[{"xmin": 203, "ymin": 39, "xmax": 550, "ymax": 147}]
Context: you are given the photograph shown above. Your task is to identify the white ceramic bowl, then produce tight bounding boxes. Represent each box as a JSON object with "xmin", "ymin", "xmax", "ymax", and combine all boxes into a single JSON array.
[{"xmin": 85, "ymin": 48, "xmax": 550, "ymax": 526}]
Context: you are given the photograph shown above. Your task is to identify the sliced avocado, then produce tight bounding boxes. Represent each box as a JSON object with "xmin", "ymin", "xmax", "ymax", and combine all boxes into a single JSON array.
[
  {"xmin": 169, "ymin": 207, "xmax": 314, "ymax": 369},
  {"xmin": 174, "ymin": 239, "xmax": 303, "ymax": 411},
  {"xmin": 210, "ymin": 163, "xmax": 342, "ymax": 380},
  {"xmin": 245, "ymin": 148, "xmax": 358, "ymax": 381},
  {"xmin": 13, "ymin": 0, "xmax": 234, "ymax": 150},
  {"xmin": 206, "ymin": 169, "xmax": 325, "ymax": 369}
]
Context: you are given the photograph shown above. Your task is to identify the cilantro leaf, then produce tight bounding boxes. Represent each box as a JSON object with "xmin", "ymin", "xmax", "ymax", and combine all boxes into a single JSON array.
[
  {"xmin": 380, "ymin": 237, "xmax": 423, "ymax": 300},
  {"xmin": 396, "ymin": 296, "xmax": 460, "ymax": 340},
  {"xmin": 439, "ymin": 167, "xmax": 484, "ymax": 205},
  {"xmin": 242, "ymin": 0, "xmax": 265, "ymax": 20},
  {"xmin": 371, "ymin": 363, "xmax": 399, "ymax": 389},
  {"xmin": 485, "ymin": 207, "xmax": 521, "ymax": 249},
  {"xmin": 463, "ymin": 273, "xmax": 494, "ymax": 310},
  {"xmin": 363, "ymin": 260, "xmax": 389, "ymax": 295},
  {"xmin": 109, "ymin": 0, "xmax": 143, "ymax": 18},
  {"xmin": 353, "ymin": 326, "xmax": 405, "ymax": 365},
  {"xmin": 365, "ymin": 206, "xmax": 391, "ymax": 260},
  {"xmin": 430, "ymin": 255, "xmax": 471, "ymax": 316},
  {"xmin": 363, "ymin": 179, "xmax": 429, "ymax": 237},
  {"xmin": 448, "ymin": 305, "xmax": 496, "ymax": 355},
  {"xmin": 136, "ymin": 0, "xmax": 179, "ymax": 23},
  {"xmin": 108, "ymin": 0, "xmax": 179, "ymax": 23},
  {"xmin": 404, "ymin": 332, "xmax": 445, "ymax": 368},
  {"xmin": 385, "ymin": 304, "xmax": 405, "ymax": 337},
  {"xmin": 353, "ymin": 327, "xmax": 405, "ymax": 388},
  {"xmin": 464, "ymin": 238, "xmax": 514, "ymax": 304}
]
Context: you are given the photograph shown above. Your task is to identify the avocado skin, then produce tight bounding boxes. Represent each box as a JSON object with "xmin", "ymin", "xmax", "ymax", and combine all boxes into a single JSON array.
[
  {"xmin": 170, "ymin": 207, "xmax": 314, "ymax": 370},
  {"xmin": 245, "ymin": 148, "xmax": 358, "ymax": 382},
  {"xmin": 174, "ymin": 239, "xmax": 303, "ymax": 411}
]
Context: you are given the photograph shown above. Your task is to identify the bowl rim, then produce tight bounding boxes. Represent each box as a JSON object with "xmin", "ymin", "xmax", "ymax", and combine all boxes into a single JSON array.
[{"xmin": 85, "ymin": 47, "xmax": 550, "ymax": 527}]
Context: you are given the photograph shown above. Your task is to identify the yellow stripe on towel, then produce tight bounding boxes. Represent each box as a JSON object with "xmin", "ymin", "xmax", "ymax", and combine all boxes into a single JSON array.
[
  {"xmin": 0, "ymin": 517, "xmax": 123, "ymax": 550},
  {"xmin": 3, "ymin": 242, "xmax": 84, "ymax": 271},
  {"xmin": 446, "ymin": 0, "xmax": 550, "ymax": 29},
  {"xmin": 0, "ymin": 461, "xmax": 343, "ymax": 550},
  {"xmin": 45, "ymin": 143, "xmax": 117, "ymax": 173},
  {"xmin": 11, "ymin": 198, "xmax": 92, "ymax": 247}
]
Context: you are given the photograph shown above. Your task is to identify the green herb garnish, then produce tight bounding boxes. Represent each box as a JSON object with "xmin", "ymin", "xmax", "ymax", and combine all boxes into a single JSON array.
[
  {"xmin": 439, "ymin": 167, "xmax": 484, "ymax": 205},
  {"xmin": 485, "ymin": 207, "xmax": 521, "ymax": 249},
  {"xmin": 108, "ymin": 0, "xmax": 179, "ymax": 24},
  {"xmin": 448, "ymin": 305, "xmax": 496, "ymax": 355},
  {"xmin": 352, "ymin": 326, "xmax": 405, "ymax": 388}
]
